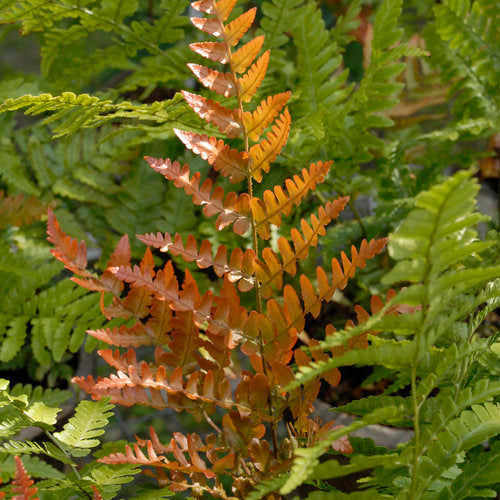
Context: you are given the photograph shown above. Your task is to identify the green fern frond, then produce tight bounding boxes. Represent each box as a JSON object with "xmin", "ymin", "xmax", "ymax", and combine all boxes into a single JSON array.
[
  {"xmin": 434, "ymin": 0, "xmax": 500, "ymax": 79},
  {"xmin": 0, "ymin": 92, "xmax": 190, "ymax": 138},
  {"xmin": 258, "ymin": 0, "xmax": 304, "ymax": 50},
  {"xmin": 383, "ymin": 169, "xmax": 499, "ymax": 314},
  {"xmin": 0, "ymin": 454, "xmax": 64, "ymax": 480},
  {"xmin": 289, "ymin": 338, "xmax": 415, "ymax": 389},
  {"xmin": 447, "ymin": 440, "xmax": 500, "ymax": 499},
  {"xmin": 0, "ymin": 439, "xmax": 71, "ymax": 464},
  {"xmin": 304, "ymin": 491, "xmax": 392, "ymax": 500},
  {"xmin": 414, "ymin": 403, "xmax": 500, "ymax": 496},
  {"xmin": 291, "ymin": 2, "xmax": 352, "ymax": 118},
  {"xmin": 53, "ymin": 398, "xmax": 114, "ymax": 455},
  {"xmin": 0, "ymin": 0, "xmax": 192, "ymax": 89},
  {"xmin": 246, "ymin": 475, "xmax": 288, "ymax": 500}
]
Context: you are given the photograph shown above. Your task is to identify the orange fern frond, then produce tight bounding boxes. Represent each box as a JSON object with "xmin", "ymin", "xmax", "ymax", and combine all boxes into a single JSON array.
[
  {"xmin": 260, "ymin": 238, "xmax": 388, "ymax": 363},
  {"xmin": 12, "ymin": 456, "xmax": 39, "ymax": 500},
  {"xmin": 0, "ymin": 191, "xmax": 49, "ymax": 229},
  {"xmin": 161, "ymin": 310, "xmax": 204, "ymax": 370},
  {"xmin": 145, "ymin": 157, "xmax": 251, "ymax": 234},
  {"xmin": 189, "ymin": 41, "xmax": 228, "ymax": 64},
  {"xmin": 47, "ymin": 208, "xmax": 89, "ymax": 276},
  {"xmin": 100, "ymin": 234, "xmax": 131, "ymax": 294},
  {"xmin": 255, "ymin": 198, "xmax": 349, "ymax": 297},
  {"xmin": 88, "ymin": 323, "xmax": 158, "ymax": 347},
  {"xmin": 192, "ymin": 0, "xmax": 238, "ymax": 20},
  {"xmin": 112, "ymin": 263, "xmax": 251, "ymax": 349},
  {"xmin": 187, "ymin": 64, "xmax": 236, "ymax": 97},
  {"xmin": 234, "ymin": 372, "xmax": 275, "ymax": 420},
  {"xmin": 74, "ymin": 363, "xmax": 236, "ymax": 413},
  {"xmin": 232, "ymin": 35, "xmax": 265, "ymax": 74},
  {"xmin": 251, "ymin": 161, "xmax": 333, "ymax": 239},
  {"xmin": 99, "ymin": 432, "xmax": 219, "ymax": 484},
  {"xmin": 174, "ymin": 129, "xmax": 249, "ymax": 183},
  {"xmin": 249, "ymin": 108, "xmax": 290, "ymax": 181},
  {"xmin": 92, "ymin": 485, "xmax": 103, "ymax": 500},
  {"xmin": 224, "ymin": 8, "xmax": 256, "ymax": 46},
  {"xmin": 214, "ymin": 0, "xmax": 239, "ymax": 20},
  {"xmin": 238, "ymin": 50, "xmax": 270, "ymax": 103},
  {"xmin": 98, "ymin": 348, "xmax": 139, "ymax": 372},
  {"xmin": 181, "ymin": 91, "xmax": 242, "ymax": 137},
  {"xmin": 137, "ymin": 231, "xmax": 256, "ymax": 292},
  {"xmin": 243, "ymin": 91, "xmax": 291, "ymax": 141}
]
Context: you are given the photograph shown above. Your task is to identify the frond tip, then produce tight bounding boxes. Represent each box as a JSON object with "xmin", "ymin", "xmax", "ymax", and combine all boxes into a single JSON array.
[{"xmin": 12, "ymin": 456, "xmax": 39, "ymax": 500}]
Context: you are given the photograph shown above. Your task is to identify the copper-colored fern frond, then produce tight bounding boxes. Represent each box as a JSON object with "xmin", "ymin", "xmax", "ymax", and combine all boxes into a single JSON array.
[
  {"xmin": 98, "ymin": 347, "xmax": 141, "ymax": 372},
  {"xmin": 188, "ymin": 64, "xmax": 237, "ymax": 97},
  {"xmin": 261, "ymin": 238, "xmax": 388, "ymax": 362},
  {"xmin": 161, "ymin": 310, "xmax": 204, "ymax": 370},
  {"xmin": 192, "ymin": 0, "xmax": 238, "ymax": 20},
  {"xmin": 12, "ymin": 456, "xmax": 39, "ymax": 500},
  {"xmin": 255, "ymin": 197, "xmax": 350, "ymax": 297},
  {"xmin": 0, "ymin": 191, "xmax": 49, "ymax": 229},
  {"xmin": 249, "ymin": 107, "xmax": 290, "ymax": 182},
  {"xmin": 88, "ymin": 324, "xmax": 156, "ymax": 347},
  {"xmin": 137, "ymin": 231, "xmax": 256, "ymax": 292},
  {"xmin": 189, "ymin": 41, "xmax": 228, "ymax": 64},
  {"xmin": 145, "ymin": 157, "xmax": 251, "ymax": 234},
  {"xmin": 92, "ymin": 485, "xmax": 103, "ymax": 500},
  {"xmin": 47, "ymin": 208, "xmax": 89, "ymax": 276},
  {"xmin": 74, "ymin": 363, "xmax": 240, "ymax": 414},
  {"xmin": 251, "ymin": 161, "xmax": 333, "ymax": 239},
  {"xmin": 112, "ymin": 263, "xmax": 256, "ymax": 350},
  {"xmin": 174, "ymin": 129, "xmax": 249, "ymax": 183},
  {"xmin": 99, "ymin": 431, "xmax": 227, "ymax": 487},
  {"xmin": 181, "ymin": 90, "xmax": 242, "ymax": 137}
]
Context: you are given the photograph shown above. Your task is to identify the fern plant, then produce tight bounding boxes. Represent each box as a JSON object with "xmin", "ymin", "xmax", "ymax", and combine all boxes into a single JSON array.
[
  {"xmin": 0, "ymin": 0, "xmax": 499, "ymax": 498},
  {"xmin": 42, "ymin": 0, "xmax": 399, "ymax": 496}
]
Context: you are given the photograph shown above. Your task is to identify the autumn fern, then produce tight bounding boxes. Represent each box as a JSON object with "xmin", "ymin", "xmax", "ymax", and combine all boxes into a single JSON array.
[{"xmin": 46, "ymin": 0, "xmax": 388, "ymax": 496}]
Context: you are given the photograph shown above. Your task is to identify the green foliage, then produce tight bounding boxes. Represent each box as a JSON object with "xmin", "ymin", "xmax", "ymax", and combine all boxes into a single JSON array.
[
  {"xmin": 0, "ymin": 92, "xmax": 194, "ymax": 138},
  {"xmin": 0, "ymin": 379, "xmax": 136, "ymax": 498}
]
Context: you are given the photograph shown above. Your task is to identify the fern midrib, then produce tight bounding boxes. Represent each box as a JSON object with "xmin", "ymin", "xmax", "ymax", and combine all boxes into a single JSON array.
[{"xmin": 214, "ymin": 0, "xmax": 280, "ymax": 457}]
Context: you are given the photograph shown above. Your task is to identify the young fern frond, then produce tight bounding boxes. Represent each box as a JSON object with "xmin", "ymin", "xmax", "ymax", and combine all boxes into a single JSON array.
[{"xmin": 52, "ymin": 399, "xmax": 114, "ymax": 454}]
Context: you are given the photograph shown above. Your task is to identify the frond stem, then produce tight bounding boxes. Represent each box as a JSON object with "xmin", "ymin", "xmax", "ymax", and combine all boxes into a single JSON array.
[
  {"xmin": 215, "ymin": 1, "xmax": 278, "ymax": 457},
  {"xmin": 43, "ymin": 430, "xmax": 92, "ymax": 499}
]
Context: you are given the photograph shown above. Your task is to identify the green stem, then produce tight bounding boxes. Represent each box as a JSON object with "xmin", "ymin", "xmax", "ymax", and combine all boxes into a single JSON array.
[{"xmin": 43, "ymin": 430, "xmax": 92, "ymax": 499}]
